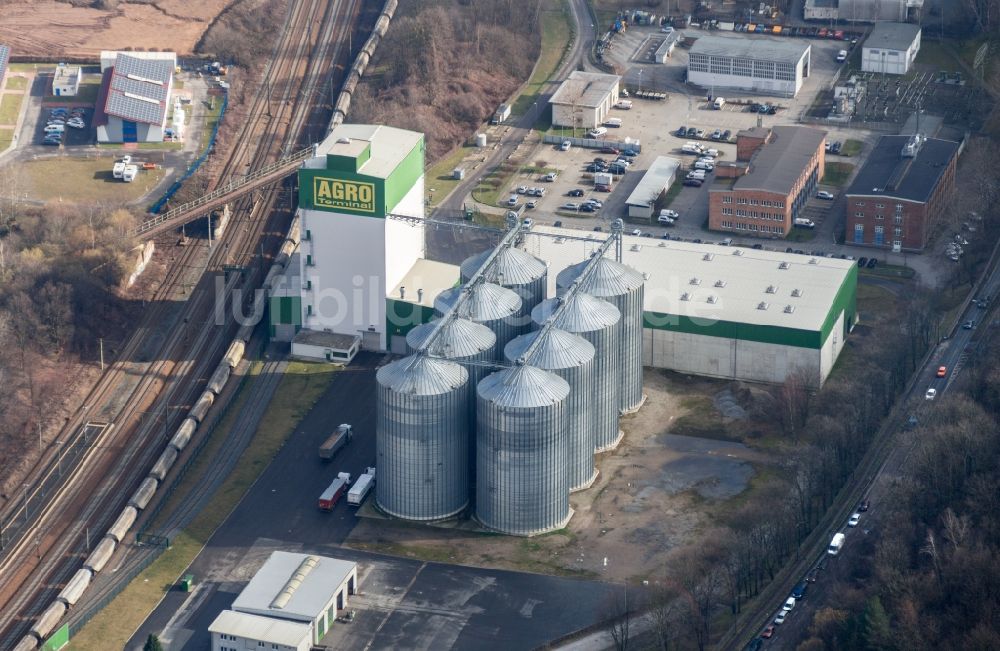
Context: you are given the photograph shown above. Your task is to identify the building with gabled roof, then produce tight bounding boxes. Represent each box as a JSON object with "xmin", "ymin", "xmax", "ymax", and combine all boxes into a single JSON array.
[
  {"xmin": 95, "ymin": 51, "xmax": 176, "ymax": 143},
  {"xmin": 549, "ymin": 71, "xmax": 621, "ymax": 129}
]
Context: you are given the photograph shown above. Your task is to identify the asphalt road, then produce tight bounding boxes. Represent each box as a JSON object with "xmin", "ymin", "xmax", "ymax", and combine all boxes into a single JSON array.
[
  {"xmin": 129, "ymin": 352, "xmax": 620, "ymax": 651},
  {"xmin": 744, "ymin": 247, "xmax": 1000, "ymax": 650}
]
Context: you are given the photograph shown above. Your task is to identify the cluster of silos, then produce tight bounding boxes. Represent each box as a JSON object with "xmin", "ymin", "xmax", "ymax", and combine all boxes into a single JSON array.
[
  {"xmin": 460, "ymin": 247, "xmax": 548, "ymax": 322},
  {"xmin": 433, "ymin": 283, "xmax": 523, "ymax": 357},
  {"xmin": 557, "ymin": 255, "xmax": 645, "ymax": 416}
]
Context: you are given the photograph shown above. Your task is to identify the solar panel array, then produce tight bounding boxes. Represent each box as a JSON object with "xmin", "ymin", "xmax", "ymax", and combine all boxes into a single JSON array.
[{"xmin": 105, "ymin": 54, "xmax": 173, "ymax": 125}]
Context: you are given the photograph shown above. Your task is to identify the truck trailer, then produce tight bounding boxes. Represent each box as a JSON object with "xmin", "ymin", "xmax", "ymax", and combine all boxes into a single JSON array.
[
  {"xmin": 318, "ymin": 472, "xmax": 352, "ymax": 511},
  {"xmin": 319, "ymin": 423, "xmax": 352, "ymax": 460},
  {"xmin": 491, "ymin": 103, "xmax": 512, "ymax": 125},
  {"xmin": 347, "ymin": 467, "xmax": 376, "ymax": 506}
]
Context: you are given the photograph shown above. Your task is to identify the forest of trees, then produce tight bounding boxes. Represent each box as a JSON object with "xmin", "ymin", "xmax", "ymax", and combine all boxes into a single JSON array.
[{"xmin": 350, "ymin": 0, "xmax": 544, "ymax": 159}]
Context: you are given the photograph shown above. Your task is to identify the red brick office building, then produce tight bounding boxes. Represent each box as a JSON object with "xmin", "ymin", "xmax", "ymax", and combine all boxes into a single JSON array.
[
  {"xmin": 844, "ymin": 135, "xmax": 959, "ymax": 251},
  {"xmin": 709, "ymin": 125, "xmax": 827, "ymax": 237}
]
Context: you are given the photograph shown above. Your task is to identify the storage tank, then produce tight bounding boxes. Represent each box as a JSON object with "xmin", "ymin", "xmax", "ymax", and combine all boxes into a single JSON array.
[
  {"xmin": 533, "ymin": 293, "xmax": 622, "ymax": 453},
  {"xmin": 476, "ymin": 364, "xmax": 571, "ymax": 536},
  {"xmin": 460, "ymin": 248, "xmax": 548, "ymax": 319},
  {"xmin": 556, "ymin": 255, "xmax": 645, "ymax": 414},
  {"xmin": 433, "ymin": 283, "xmax": 523, "ymax": 359},
  {"xmin": 504, "ymin": 329, "xmax": 596, "ymax": 491},
  {"xmin": 376, "ymin": 354, "xmax": 470, "ymax": 521},
  {"xmin": 405, "ymin": 317, "xmax": 497, "ymax": 388}
]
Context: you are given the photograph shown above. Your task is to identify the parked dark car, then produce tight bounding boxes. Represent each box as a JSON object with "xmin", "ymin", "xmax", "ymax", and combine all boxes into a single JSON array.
[
  {"xmin": 676, "ymin": 126, "xmax": 687, "ymax": 136},
  {"xmin": 722, "ymin": 129, "xmax": 731, "ymax": 140},
  {"xmin": 568, "ymin": 188, "xmax": 585, "ymax": 197},
  {"xmin": 867, "ymin": 257, "xmax": 878, "ymax": 268},
  {"xmin": 683, "ymin": 178, "xmax": 703, "ymax": 187},
  {"xmin": 686, "ymin": 127, "xmax": 698, "ymax": 137},
  {"xmin": 858, "ymin": 500, "xmax": 870, "ymax": 512},
  {"xmin": 791, "ymin": 581, "xmax": 808, "ymax": 599},
  {"xmin": 857, "ymin": 256, "xmax": 868, "ymax": 267},
  {"xmin": 579, "ymin": 203, "xmax": 596, "ymax": 212},
  {"xmin": 553, "ymin": 221, "xmax": 563, "ymax": 228}
]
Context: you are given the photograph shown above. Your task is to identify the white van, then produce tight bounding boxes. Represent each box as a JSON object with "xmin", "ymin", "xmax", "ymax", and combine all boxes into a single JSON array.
[
  {"xmin": 694, "ymin": 160, "xmax": 715, "ymax": 171},
  {"xmin": 588, "ymin": 126, "xmax": 608, "ymax": 138},
  {"xmin": 682, "ymin": 144, "xmax": 703, "ymax": 155},
  {"xmin": 615, "ymin": 100, "xmax": 633, "ymax": 110},
  {"xmin": 713, "ymin": 97, "xmax": 726, "ymax": 110},
  {"xmin": 122, "ymin": 165, "xmax": 138, "ymax": 183},
  {"xmin": 112, "ymin": 162, "xmax": 126, "ymax": 179},
  {"xmin": 604, "ymin": 118, "xmax": 623, "ymax": 128},
  {"xmin": 828, "ymin": 532, "xmax": 845, "ymax": 556},
  {"xmin": 836, "ymin": 50, "xmax": 848, "ymax": 63},
  {"xmin": 794, "ymin": 217, "xmax": 816, "ymax": 228}
]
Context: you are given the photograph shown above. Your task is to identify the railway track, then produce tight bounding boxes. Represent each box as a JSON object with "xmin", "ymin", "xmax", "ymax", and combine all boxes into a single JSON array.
[{"xmin": 0, "ymin": 0, "xmax": 365, "ymax": 646}]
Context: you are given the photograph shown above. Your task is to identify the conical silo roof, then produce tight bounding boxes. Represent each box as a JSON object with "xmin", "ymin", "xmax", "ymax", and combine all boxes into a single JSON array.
[
  {"xmin": 406, "ymin": 317, "xmax": 497, "ymax": 358},
  {"xmin": 477, "ymin": 364, "xmax": 569, "ymax": 408},
  {"xmin": 556, "ymin": 255, "xmax": 644, "ymax": 298},
  {"xmin": 460, "ymin": 248, "xmax": 547, "ymax": 286},
  {"xmin": 376, "ymin": 354, "xmax": 468, "ymax": 396},
  {"xmin": 433, "ymin": 283, "xmax": 520, "ymax": 321},
  {"xmin": 531, "ymin": 292, "xmax": 621, "ymax": 333},
  {"xmin": 504, "ymin": 328, "xmax": 595, "ymax": 370}
]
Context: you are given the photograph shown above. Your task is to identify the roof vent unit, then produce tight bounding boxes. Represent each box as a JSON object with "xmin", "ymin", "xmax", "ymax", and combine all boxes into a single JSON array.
[
  {"xmin": 766, "ymin": 285, "xmax": 778, "ymax": 294},
  {"xmin": 631, "ymin": 244, "xmax": 641, "ymax": 252},
  {"xmin": 808, "ymin": 258, "xmax": 818, "ymax": 264},
  {"xmin": 703, "ymin": 253, "xmax": 715, "ymax": 261},
  {"xmin": 732, "ymin": 249, "xmax": 744, "ymax": 256},
  {"xmin": 714, "ymin": 280, "xmax": 727, "ymax": 288},
  {"xmin": 757, "ymin": 302, "xmax": 769, "ymax": 310},
  {"xmin": 901, "ymin": 134, "xmax": 924, "ymax": 158},
  {"xmin": 778, "ymin": 261, "xmax": 790, "ymax": 269},
  {"xmin": 337, "ymin": 137, "xmax": 351, "ymax": 144},
  {"xmin": 791, "ymin": 288, "xmax": 802, "ymax": 297},
  {"xmin": 784, "ymin": 305, "xmax": 795, "ymax": 314},
  {"xmin": 707, "ymin": 295, "xmax": 717, "ymax": 304},
  {"xmin": 554, "ymin": 237, "xmax": 565, "ymax": 244},
  {"xmin": 680, "ymin": 292, "xmax": 691, "ymax": 301},
  {"xmin": 689, "ymin": 277, "xmax": 701, "ymax": 286}
]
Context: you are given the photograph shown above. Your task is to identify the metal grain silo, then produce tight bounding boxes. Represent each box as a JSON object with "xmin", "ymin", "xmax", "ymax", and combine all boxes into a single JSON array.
[
  {"xmin": 460, "ymin": 248, "xmax": 548, "ymax": 318},
  {"xmin": 405, "ymin": 317, "xmax": 497, "ymax": 387},
  {"xmin": 476, "ymin": 364, "xmax": 571, "ymax": 536},
  {"xmin": 532, "ymin": 291, "xmax": 621, "ymax": 455},
  {"xmin": 376, "ymin": 354, "xmax": 470, "ymax": 521},
  {"xmin": 433, "ymin": 283, "xmax": 524, "ymax": 359},
  {"xmin": 504, "ymin": 328, "xmax": 596, "ymax": 492},
  {"xmin": 556, "ymin": 255, "xmax": 645, "ymax": 414}
]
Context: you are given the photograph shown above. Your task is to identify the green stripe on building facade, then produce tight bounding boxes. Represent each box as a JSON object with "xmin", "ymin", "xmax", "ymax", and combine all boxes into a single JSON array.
[{"xmin": 385, "ymin": 298, "xmax": 436, "ymax": 339}]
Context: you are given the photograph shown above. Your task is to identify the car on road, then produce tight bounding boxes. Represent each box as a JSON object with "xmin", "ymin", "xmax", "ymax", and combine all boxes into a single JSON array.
[
  {"xmin": 817, "ymin": 190, "xmax": 835, "ymax": 200},
  {"xmin": 857, "ymin": 257, "xmax": 868, "ymax": 267},
  {"xmin": 745, "ymin": 639, "xmax": 763, "ymax": 651},
  {"xmin": 791, "ymin": 581, "xmax": 808, "ymax": 599},
  {"xmin": 925, "ymin": 387, "xmax": 938, "ymax": 400},
  {"xmin": 567, "ymin": 188, "xmax": 584, "ymax": 197},
  {"xmin": 553, "ymin": 221, "xmax": 562, "ymax": 227},
  {"xmin": 858, "ymin": 500, "xmax": 870, "ymax": 512},
  {"xmin": 631, "ymin": 228, "xmax": 642, "ymax": 236},
  {"xmin": 848, "ymin": 513, "xmax": 861, "ymax": 527},
  {"xmin": 963, "ymin": 320, "xmax": 976, "ymax": 329},
  {"xmin": 783, "ymin": 597, "xmax": 796, "ymax": 612},
  {"xmin": 866, "ymin": 257, "xmax": 878, "ymax": 268},
  {"xmin": 560, "ymin": 202, "xmax": 580, "ymax": 211},
  {"xmin": 761, "ymin": 625, "xmax": 775, "ymax": 639},
  {"xmin": 774, "ymin": 610, "xmax": 788, "ymax": 625},
  {"xmin": 683, "ymin": 178, "xmax": 703, "ymax": 187},
  {"xmin": 936, "ymin": 365, "xmax": 948, "ymax": 378}
]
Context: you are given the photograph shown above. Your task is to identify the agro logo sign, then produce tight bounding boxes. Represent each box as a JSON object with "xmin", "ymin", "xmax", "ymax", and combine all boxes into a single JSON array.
[{"xmin": 313, "ymin": 177, "xmax": 376, "ymax": 213}]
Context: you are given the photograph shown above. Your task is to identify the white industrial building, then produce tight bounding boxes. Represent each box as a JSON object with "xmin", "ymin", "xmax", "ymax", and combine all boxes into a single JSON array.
[
  {"xmin": 625, "ymin": 156, "xmax": 681, "ymax": 220},
  {"xmin": 524, "ymin": 227, "xmax": 856, "ymax": 388},
  {"xmin": 861, "ymin": 23, "xmax": 921, "ymax": 76},
  {"xmin": 805, "ymin": 0, "xmax": 922, "ymax": 22},
  {"xmin": 209, "ymin": 551, "xmax": 359, "ymax": 649},
  {"xmin": 549, "ymin": 71, "xmax": 621, "ymax": 130},
  {"xmin": 275, "ymin": 124, "xmax": 430, "ymax": 356},
  {"xmin": 687, "ymin": 36, "xmax": 812, "ymax": 98},
  {"xmin": 51, "ymin": 63, "xmax": 81, "ymax": 96},
  {"xmin": 95, "ymin": 51, "xmax": 176, "ymax": 143}
]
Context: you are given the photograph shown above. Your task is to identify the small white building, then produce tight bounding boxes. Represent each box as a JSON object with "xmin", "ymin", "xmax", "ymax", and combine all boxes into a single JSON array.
[
  {"xmin": 861, "ymin": 23, "xmax": 921, "ymax": 76},
  {"xmin": 209, "ymin": 610, "xmax": 312, "ymax": 651},
  {"xmin": 95, "ymin": 51, "xmax": 176, "ymax": 143},
  {"xmin": 52, "ymin": 63, "xmax": 81, "ymax": 97},
  {"xmin": 624, "ymin": 156, "xmax": 682, "ymax": 220},
  {"xmin": 226, "ymin": 551, "xmax": 358, "ymax": 646},
  {"xmin": 688, "ymin": 36, "xmax": 812, "ymax": 98},
  {"xmin": 549, "ymin": 71, "xmax": 621, "ymax": 130}
]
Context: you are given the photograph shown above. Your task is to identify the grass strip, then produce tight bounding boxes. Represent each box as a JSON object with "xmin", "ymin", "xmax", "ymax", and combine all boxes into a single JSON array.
[
  {"xmin": 823, "ymin": 161, "xmax": 855, "ymax": 187},
  {"xmin": 67, "ymin": 361, "xmax": 339, "ymax": 650},
  {"xmin": 0, "ymin": 93, "xmax": 23, "ymax": 125}
]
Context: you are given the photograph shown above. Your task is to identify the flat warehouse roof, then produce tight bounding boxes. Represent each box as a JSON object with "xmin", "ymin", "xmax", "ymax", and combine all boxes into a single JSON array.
[
  {"xmin": 626, "ymin": 156, "xmax": 681, "ymax": 207},
  {"xmin": 864, "ymin": 22, "xmax": 921, "ymax": 51},
  {"xmin": 689, "ymin": 35, "xmax": 810, "ymax": 62},
  {"xmin": 847, "ymin": 135, "xmax": 959, "ymax": 203},
  {"xmin": 308, "ymin": 124, "xmax": 422, "ymax": 179},
  {"xmin": 389, "ymin": 258, "xmax": 460, "ymax": 307},
  {"xmin": 550, "ymin": 71, "xmax": 620, "ymax": 108},
  {"xmin": 209, "ymin": 610, "xmax": 311, "ymax": 646},
  {"xmin": 233, "ymin": 551, "xmax": 356, "ymax": 623},
  {"xmin": 730, "ymin": 125, "xmax": 826, "ymax": 194},
  {"xmin": 525, "ymin": 226, "xmax": 854, "ymax": 332}
]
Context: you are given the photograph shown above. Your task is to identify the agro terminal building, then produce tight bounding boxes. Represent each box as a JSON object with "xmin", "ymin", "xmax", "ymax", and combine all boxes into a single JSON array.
[
  {"xmin": 549, "ymin": 71, "xmax": 621, "ymax": 130},
  {"xmin": 95, "ymin": 51, "xmax": 177, "ymax": 143},
  {"xmin": 527, "ymin": 227, "xmax": 856, "ymax": 389},
  {"xmin": 209, "ymin": 552, "xmax": 358, "ymax": 650},
  {"xmin": 687, "ymin": 36, "xmax": 812, "ymax": 98}
]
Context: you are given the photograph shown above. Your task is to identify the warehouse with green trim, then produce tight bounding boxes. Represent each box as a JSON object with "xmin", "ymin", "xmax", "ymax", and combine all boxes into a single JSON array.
[{"xmin": 527, "ymin": 226, "xmax": 856, "ymax": 388}]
